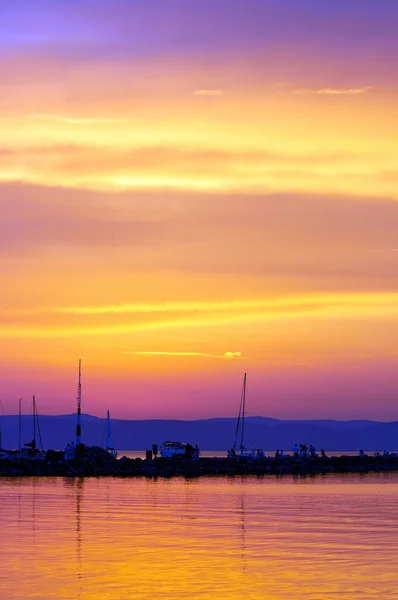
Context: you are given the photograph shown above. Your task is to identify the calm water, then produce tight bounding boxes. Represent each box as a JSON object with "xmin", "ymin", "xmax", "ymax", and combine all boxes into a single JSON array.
[{"xmin": 1, "ymin": 474, "xmax": 398, "ymax": 600}]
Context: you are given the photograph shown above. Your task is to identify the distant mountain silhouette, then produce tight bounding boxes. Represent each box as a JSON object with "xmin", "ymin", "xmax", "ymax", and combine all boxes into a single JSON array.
[{"xmin": 1, "ymin": 414, "xmax": 397, "ymax": 452}]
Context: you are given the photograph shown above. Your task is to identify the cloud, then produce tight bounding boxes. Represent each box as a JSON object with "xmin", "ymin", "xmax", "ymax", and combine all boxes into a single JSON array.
[
  {"xmin": 292, "ymin": 86, "xmax": 374, "ymax": 96},
  {"xmin": 1, "ymin": 292, "xmax": 398, "ymax": 339},
  {"xmin": 127, "ymin": 351, "xmax": 242, "ymax": 359},
  {"xmin": 1, "ymin": 183, "xmax": 397, "ymax": 288},
  {"xmin": 46, "ymin": 294, "xmax": 398, "ymax": 317},
  {"xmin": 0, "ymin": 142, "xmax": 388, "ymax": 197},
  {"xmin": 2, "ymin": 292, "xmax": 398, "ymax": 339},
  {"xmin": 33, "ymin": 114, "xmax": 141, "ymax": 125},
  {"xmin": 0, "ymin": 142, "xmax": 361, "ymax": 168},
  {"xmin": 193, "ymin": 89, "xmax": 225, "ymax": 96}
]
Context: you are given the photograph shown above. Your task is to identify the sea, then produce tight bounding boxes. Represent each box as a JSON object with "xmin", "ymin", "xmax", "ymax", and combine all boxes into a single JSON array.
[{"xmin": 1, "ymin": 472, "xmax": 398, "ymax": 599}]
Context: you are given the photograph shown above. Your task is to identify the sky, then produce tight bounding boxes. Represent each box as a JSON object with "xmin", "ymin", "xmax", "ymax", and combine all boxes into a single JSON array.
[{"xmin": 0, "ymin": 0, "xmax": 397, "ymax": 421}]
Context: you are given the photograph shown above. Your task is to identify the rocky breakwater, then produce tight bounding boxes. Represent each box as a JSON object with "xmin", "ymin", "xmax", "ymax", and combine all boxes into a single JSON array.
[{"xmin": 2, "ymin": 449, "xmax": 398, "ymax": 478}]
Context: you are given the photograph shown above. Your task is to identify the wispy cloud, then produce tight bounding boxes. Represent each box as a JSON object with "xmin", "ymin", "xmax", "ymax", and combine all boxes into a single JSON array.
[
  {"xmin": 2, "ymin": 294, "xmax": 398, "ymax": 339},
  {"xmin": 47, "ymin": 293, "xmax": 398, "ymax": 317},
  {"xmin": 4, "ymin": 293, "xmax": 398, "ymax": 319},
  {"xmin": 292, "ymin": 86, "xmax": 374, "ymax": 96},
  {"xmin": 127, "ymin": 351, "xmax": 242, "ymax": 359},
  {"xmin": 194, "ymin": 89, "xmax": 225, "ymax": 96},
  {"xmin": 33, "ymin": 114, "xmax": 141, "ymax": 125}
]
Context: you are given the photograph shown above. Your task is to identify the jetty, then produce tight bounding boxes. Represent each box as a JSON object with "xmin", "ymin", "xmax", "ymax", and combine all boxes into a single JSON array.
[{"xmin": 1, "ymin": 449, "xmax": 398, "ymax": 478}]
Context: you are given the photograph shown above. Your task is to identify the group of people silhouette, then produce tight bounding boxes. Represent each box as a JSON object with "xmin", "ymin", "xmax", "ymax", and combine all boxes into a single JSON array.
[
  {"xmin": 360, "ymin": 449, "xmax": 395, "ymax": 457},
  {"xmin": 275, "ymin": 445, "xmax": 327, "ymax": 459}
]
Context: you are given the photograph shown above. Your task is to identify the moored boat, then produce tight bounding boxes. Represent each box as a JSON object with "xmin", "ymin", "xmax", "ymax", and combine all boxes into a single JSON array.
[
  {"xmin": 105, "ymin": 409, "xmax": 118, "ymax": 458},
  {"xmin": 227, "ymin": 373, "xmax": 264, "ymax": 458},
  {"xmin": 159, "ymin": 441, "xmax": 200, "ymax": 459},
  {"xmin": 15, "ymin": 396, "xmax": 46, "ymax": 460}
]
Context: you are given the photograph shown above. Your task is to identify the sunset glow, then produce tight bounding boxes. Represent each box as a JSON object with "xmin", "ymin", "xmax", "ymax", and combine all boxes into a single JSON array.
[{"xmin": 1, "ymin": 0, "xmax": 397, "ymax": 420}]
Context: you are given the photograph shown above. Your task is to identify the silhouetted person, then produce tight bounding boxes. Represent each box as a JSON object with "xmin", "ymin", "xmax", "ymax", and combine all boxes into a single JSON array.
[{"xmin": 185, "ymin": 443, "xmax": 195, "ymax": 458}]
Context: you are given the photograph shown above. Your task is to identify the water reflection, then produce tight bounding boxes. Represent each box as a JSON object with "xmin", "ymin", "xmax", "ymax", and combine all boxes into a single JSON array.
[
  {"xmin": 76, "ymin": 478, "xmax": 83, "ymax": 585},
  {"xmin": 238, "ymin": 480, "xmax": 247, "ymax": 569},
  {"xmin": 0, "ymin": 474, "xmax": 398, "ymax": 599},
  {"xmin": 63, "ymin": 477, "xmax": 84, "ymax": 596}
]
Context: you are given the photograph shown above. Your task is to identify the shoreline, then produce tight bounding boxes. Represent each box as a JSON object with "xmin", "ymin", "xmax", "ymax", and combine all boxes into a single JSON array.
[{"xmin": 2, "ymin": 454, "xmax": 398, "ymax": 478}]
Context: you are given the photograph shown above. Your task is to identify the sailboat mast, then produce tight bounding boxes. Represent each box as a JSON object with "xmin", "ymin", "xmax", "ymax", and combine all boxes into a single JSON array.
[
  {"xmin": 106, "ymin": 409, "xmax": 111, "ymax": 449},
  {"xmin": 76, "ymin": 359, "xmax": 82, "ymax": 446},
  {"xmin": 233, "ymin": 382, "xmax": 243, "ymax": 451},
  {"xmin": 33, "ymin": 395, "xmax": 36, "ymax": 447},
  {"xmin": 19, "ymin": 398, "xmax": 22, "ymax": 451},
  {"xmin": 240, "ymin": 373, "xmax": 247, "ymax": 452}
]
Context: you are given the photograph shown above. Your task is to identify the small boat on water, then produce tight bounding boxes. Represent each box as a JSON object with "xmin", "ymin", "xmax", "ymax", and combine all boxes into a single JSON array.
[
  {"xmin": 227, "ymin": 373, "xmax": 264, "ymax": 458},
  {"xmin": 105, "ymin": 409, "xmax": 117, "ymax": 458},
  {"xmin": 159, "ymin": 441, "xmax": 200, "ymax": 459}
]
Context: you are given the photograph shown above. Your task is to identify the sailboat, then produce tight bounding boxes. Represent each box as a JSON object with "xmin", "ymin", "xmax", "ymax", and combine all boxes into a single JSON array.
[
  {"xmin": 105, "ymin": 410, "xmax": 117, "ymax": 458},
  {"xmin": 18, "ymin": 396, "xmax": 46, "ymax": 460},
  {"xmin": 227, "ymin": 374, "xmax": 263, "ymax": 458}
]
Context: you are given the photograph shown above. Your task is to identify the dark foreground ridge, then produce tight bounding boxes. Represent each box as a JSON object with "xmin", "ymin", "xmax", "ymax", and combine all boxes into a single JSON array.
[{"xmin": 2, "ymin": 447, "xmax": 398, "ymax": 478}]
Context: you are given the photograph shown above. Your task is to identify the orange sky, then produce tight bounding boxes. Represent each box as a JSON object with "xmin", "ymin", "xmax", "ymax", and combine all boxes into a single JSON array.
[{"xmin": 1, "ymin": 1, "xmax": 397, "ymax": 419}]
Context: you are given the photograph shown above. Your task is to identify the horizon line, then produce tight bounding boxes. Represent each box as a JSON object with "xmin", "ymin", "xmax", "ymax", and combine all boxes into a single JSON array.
[{"xmin": 1, "ymin": 413, "xmax": 397, "ymax": 424}]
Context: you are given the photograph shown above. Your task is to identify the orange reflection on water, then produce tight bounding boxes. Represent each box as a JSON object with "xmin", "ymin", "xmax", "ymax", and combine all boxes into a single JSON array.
[{"xmin": 1, "ymin": 475, "xmax": 398, "ymax": 599}]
